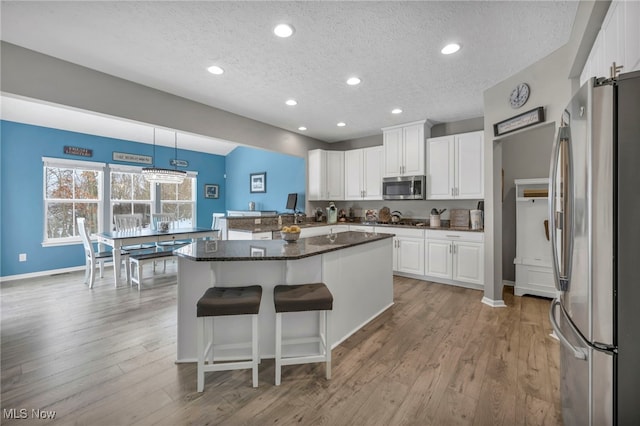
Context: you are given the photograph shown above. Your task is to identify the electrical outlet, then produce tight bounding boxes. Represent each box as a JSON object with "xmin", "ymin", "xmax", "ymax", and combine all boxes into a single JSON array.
[
  {"xmin": 254, "ymin": 218, "xmax": 261, "ymax": 224},
  {"xmin": 19, "ymin": 253, "xmax": 27, "ymax": 262}
]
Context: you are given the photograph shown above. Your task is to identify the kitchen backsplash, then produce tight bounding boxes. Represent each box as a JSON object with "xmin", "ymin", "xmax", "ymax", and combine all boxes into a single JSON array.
[{"xmin": 307, "ymin": 199, "xmax": 481, "ymax": 221}]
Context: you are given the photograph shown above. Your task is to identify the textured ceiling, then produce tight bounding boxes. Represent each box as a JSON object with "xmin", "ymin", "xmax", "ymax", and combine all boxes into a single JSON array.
[{"xmin": 1, "ymin": 1, "xmax": 579, "ymax": 144}]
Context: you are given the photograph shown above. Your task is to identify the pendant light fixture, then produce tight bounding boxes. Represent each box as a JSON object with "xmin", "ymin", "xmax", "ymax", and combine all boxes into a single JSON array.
[{"xmin": 142, "ymin": 128, "xmax": 186, "ymax": 184}]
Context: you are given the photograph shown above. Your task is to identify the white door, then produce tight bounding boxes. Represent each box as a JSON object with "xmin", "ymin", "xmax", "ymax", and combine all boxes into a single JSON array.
[
  {"xmin": 426, "ymin": 136, "xmax": 454, "ymax": 199},
  {"xmin": 397, "ymin": 237, "xmax": 425, "ymax": 275},
  {"xmin": 383, "ymin": 128, "xmax": 403, "ymax": 177},
  {"xmin": 456, "ymin": 131, "xmax": 484, "ymax": 199},
  {"xmin": 452, "ymin": 241, "xmax": 484, "ymax": 285},
  {"xmin": 363, "ymin": 146, "xmax": 383, "ymax": 200},
  {"xmin": 425, "ymin": 239, "xmax": 452, "ymax": 278},
  {"xmin": 392, "ymin": 237, "xmax": 399, "ymax": 271},
  {"xmin": 326, "ymin": 151, "xmax": 345, "ymax": 200},
  {"xmin": 402, "ymin": 124, "xmax": 425, "ymax": 176},
  {"xmin": 344, "ymin": 149, "xmax": 363, "ymax": 200}
]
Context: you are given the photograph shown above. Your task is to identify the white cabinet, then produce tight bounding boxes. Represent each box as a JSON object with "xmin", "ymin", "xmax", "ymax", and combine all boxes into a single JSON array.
[
  {"xmin": 377, "ymin": 227, "xmax": 424, "ymax": 275},
  {"xmin": 344, "ymin": 146, "xmax": 383, "ymax": 200},
  {"xmin": 382, "ymin": 120, "xmax": 427, "ymax": 177},
  {"xmin": 426, "ymin": 130, "xmax": 484, "ymax": 200},
  {"xmin": 425, "ymin": 230, "xmax": 484, "ymax": 287},
  {"xmin": 349, "ymin": 224, "xmax": 375, "ymax": 233},
  {"xmin": 299, "ymin": 224, "xmax": 349, "ymax": 238},
  {"xmin": 514, "ymin": 178, "xmax": 555, "ymax": 298},
  {"xmin": 580, "ymin": 0, "xmax": 640, "ymax": 85},
  {"xmin": 308, "ymin": 149, "xmax": 344, "ymax": 201},
  {"xmin": 227, "ymin": 230, "xmax": 272, "ymax": 240}
]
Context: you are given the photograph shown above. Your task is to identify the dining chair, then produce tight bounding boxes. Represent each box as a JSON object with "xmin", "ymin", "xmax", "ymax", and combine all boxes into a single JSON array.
[
  {"xmin": 78, "ymin": 217, "xmax": 130, "ymax": 288},
  {"xmin": 114, "ymin": 214, "xmax": 155, "ymax": 251},
  {"xmin": 151, "ymin": 212, "xmax": 187, "ymax": 270},
  {"xmin": 211, "ymin": 213, "xmax": 225, "ymax": 240}
]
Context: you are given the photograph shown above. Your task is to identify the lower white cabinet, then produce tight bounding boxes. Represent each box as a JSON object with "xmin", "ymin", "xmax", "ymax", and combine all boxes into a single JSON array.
[
  {"xmin": 425, "ymin": 230, "xmax": 484, "ymax": 287},
  {"xmin": 300, "ymin": 224, "xmax": 349, "ymax": 238},
  {"xmin": 227, "ymin": 230, "xmax": 272, "ymax": 240},
  {"xmin": 376, "ymin": 227, "xmax": 425, "ymax": 276}
]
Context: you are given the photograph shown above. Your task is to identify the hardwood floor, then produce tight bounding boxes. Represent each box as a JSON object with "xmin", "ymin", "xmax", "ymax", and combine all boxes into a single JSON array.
[{"xmin": 1, "ymin": 265, "xmax": 561, "ymax": 425}]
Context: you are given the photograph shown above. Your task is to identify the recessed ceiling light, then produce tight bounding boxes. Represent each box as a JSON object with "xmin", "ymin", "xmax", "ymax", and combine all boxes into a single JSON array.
[
  {"xmin": 391, "ymin": 108, "xmax": 403, "ymax": 114},
  {"xmin": 274, "ymin": 24, "xmax": 294, "ymax": 38},
  {"xmin": 207, "ymin": 65, "xmax": 224, "ymax": 75},
  {"xmin": 298, "ymin": 126, "xmax": 307, "ymax": 131},
  {"xmin": 285, "ymin": 99, "xmax": 297, "ymax": 106},
  {"xmin": 441, "ymin": 43, "xmax": 461, "ymax": 55},
  {"xmin": 346, "ymin": 77, "xmax": 361, "ymax": 86},
  {"xmin": 337, "ymin": 122, "xmax": 346, "ymax": 127}
]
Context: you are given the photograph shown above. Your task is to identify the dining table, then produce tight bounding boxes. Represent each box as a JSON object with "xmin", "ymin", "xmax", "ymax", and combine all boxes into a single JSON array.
[{"xmin": 94, "ymin": 227, "xmax": 218, "ymax": 286}]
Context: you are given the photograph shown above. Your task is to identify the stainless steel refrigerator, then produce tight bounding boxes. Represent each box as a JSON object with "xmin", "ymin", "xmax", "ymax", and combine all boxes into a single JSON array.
[{"xmin": 548, "ymin": 70, "xmax": 640, "ymax": 425}]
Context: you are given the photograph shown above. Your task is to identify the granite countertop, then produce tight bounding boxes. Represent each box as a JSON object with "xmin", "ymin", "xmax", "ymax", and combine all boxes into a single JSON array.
[
  {"xmin": 175, "ymin": 231, "xmax": 393, "ymax": 261},
  {"xmin": 227, "ymin": 219, "xmax": 483, "ymax": 233}
]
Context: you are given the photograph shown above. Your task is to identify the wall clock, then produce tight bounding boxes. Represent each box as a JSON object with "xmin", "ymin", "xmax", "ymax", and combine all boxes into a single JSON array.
[{"xmin": 509, "ymin": 83, "xmax": 530, "ymax": 109}]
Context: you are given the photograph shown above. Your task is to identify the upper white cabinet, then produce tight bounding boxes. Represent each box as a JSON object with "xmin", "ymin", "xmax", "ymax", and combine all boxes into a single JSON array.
[
  {"xmin": 344, "ymin": 146, "xmax": 383, "ymax": 200},
  {"xmin": 580, "ymin": 0, "xmax": 640, "ymax": 85},
  {"xmin": 426, "ymin": 130, "xmax": 484, "ymax": 200},
  {"xmin": 382, "ymin": 120, "xmax": 427, "ymax": 177},
  {"xmin": 308, "ymin": 149, "xmax": 344, "ymax": 201}
]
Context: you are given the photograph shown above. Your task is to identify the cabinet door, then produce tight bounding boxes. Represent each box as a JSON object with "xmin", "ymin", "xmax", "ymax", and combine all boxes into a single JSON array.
[
  {"xmin": 452, "ymin": 241, "xmax": 484, "ymax": 285},
  {"xmin": 326, "ymin": 151, "xmax": 345, "ymax": 200},
  {"xmin": 402, "ymin": 124, "xmax": 425, "ymax": 176},
  {"xmin": 307, "ymin": 149, "xmax": 325, "ymax": 201},
  {"xmin": 625, "ymin": 0, "xmax": 640, "ymax": 72},
  {"xmin": 425, "ymin": 239, "xmax": 452, "ymax": 278},
  {"xmin": 363, "ymin": 146, "xmax": 383, "ymax": 200},
  {"xmin": 456, "ymin": 131, "xmax": 484, "ymax": 199},
  {"xmin": 397, "ymin": 237, "xmax": 425, "ymax": 275},
  {"xmin": 426, "ymin": 136, "xmax": 454, "ymax": 199},
  {"xmin": 383, "ymin": 128, "xmax": 403, "ymax": 177},
  {"xmin": 344, "ymin": 149, "xmax": 363, "ymax": 200}
]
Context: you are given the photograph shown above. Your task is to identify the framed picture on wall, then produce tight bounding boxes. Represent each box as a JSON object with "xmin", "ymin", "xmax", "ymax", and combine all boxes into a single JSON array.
[
  {"xmin": 204, "ymin": 184, "xmax": 219, "ymax": 199},
  {"xmin": 250, "ymin": 172, "xmax": 267, "ymax": 193}
]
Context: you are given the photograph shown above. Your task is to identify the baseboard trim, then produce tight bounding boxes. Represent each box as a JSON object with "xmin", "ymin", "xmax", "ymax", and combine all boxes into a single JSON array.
[
  {"xmin": 503, "ymin": 280, "xmax": 515, "ymax": 287},
  {"xmin": 0, "ymin": 265, "xmax": 86, "ymax": 283},
  {"xmin": 481, "ymin": 296, "xmax": 507, "ymax": 308}
]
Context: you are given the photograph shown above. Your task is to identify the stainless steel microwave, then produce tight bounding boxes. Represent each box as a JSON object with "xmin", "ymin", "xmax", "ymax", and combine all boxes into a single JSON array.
[{"xmin": 382, "ymin": 176, "xmax": 426, "ymax": 200}]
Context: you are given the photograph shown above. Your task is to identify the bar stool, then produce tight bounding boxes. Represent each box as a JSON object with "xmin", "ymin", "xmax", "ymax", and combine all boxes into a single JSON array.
[
  {"xmin": 196, "ymin": 285, "xmax": 262, "ymax": 391},
  {"xmin": 273, "ymin": 283, "xmax": 333, "ymax": 385}
]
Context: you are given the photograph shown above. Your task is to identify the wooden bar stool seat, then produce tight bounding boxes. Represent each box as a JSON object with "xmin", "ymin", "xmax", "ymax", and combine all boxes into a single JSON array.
[
  {"xmin": 273, "ymin": 283, "xmax": 333, "ymax": 385},
  {"xmin": 196, "ymin": 285, "xmax": 262, "ymax": 391}
]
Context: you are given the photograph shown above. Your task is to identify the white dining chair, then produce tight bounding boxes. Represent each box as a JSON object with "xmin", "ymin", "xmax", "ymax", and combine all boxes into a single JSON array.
[
  {"xmin": 114, "ymin": 214, "xmax": 155, "ymax": 251},
  {"xmin": 78, "ymin": 217, "xmax": 130, "ymax": 288},
  {"xmin": 151, "ymin": 212, "xmax": 187, "ymax": 271},
  {"xmin": 211, "ymin": 213, "xmax": 224, "ymax": 240}
]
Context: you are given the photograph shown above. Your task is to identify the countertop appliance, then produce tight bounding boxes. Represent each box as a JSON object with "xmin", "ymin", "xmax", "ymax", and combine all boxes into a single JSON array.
[
  {"xmin": 548, "ymin": 71, "xmax": 640, "ymax": 426},
  {"xmin": 382, "ymin": 175, "xmax": 426, "ymax": 200}
]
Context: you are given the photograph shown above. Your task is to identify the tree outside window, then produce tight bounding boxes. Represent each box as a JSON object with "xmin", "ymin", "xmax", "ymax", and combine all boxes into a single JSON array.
[
  {"xmin": 160, "ymin": 176, "xmax": 195, "ymax": 227},
  {"xmin": 110, "ymin": 171, "xmax": 152, "ymax": 229},
  {"xmin": 44, "ymin": 166, "xmax": 102, "ymax": 241}
]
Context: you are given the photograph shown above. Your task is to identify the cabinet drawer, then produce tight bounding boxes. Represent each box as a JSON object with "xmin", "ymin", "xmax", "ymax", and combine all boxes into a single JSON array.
[
  {"xmin": 426, "ymin": 229, "xmax": 484, "ymax": 242},
  {"xmin": 377, "ymin": 226, "xmax": 424, "ymax": 238}
]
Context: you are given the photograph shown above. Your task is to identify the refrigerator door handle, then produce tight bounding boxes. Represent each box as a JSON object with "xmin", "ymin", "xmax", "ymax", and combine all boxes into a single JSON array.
[
  {"xmin": 549, "ymin": 299, "xmax": 588, "ymax": 360},
  {"xmin": 549, "ymin": 124, "xmax": 573, "ymax": 292}
]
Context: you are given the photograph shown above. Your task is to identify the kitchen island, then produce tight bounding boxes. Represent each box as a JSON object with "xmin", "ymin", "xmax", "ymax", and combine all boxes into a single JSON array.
[{"xmin": 174, "ymin": 231, "xmax": 394, "ymax": 362}]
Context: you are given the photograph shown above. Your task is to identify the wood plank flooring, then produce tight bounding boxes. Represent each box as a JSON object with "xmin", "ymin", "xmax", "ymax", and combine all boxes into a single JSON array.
[{"xmin": 1, "ymin": 265, "xmax": 561, "ymax": 425}]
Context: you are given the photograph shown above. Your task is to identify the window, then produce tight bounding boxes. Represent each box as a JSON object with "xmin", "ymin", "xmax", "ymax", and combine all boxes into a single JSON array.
[
  {"xmin": 43, "ymin": 158, "xmax": 104, "ymax": 244},
  {"xmin": 110, "ymin": 169, "xmax": 153, "ymax": 229},
  {"xmin": 159, "ymin": 175, "xmax": 196, "ymax": 227}
]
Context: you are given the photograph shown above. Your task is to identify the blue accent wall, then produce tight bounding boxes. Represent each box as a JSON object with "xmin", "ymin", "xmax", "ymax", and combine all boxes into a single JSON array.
[
  {"xmin": 0, "ymin": 120, "xmax": 226, "ymax": 278},
  {"xmin": 225, "ymin": 146, "xmax": 305, "ymax": 213}
]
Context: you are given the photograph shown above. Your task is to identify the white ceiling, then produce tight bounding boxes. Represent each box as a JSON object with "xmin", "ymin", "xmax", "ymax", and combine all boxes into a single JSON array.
[{"xmin": 1, "ymin": 1, "xmax": 579, "ymax": 147}]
